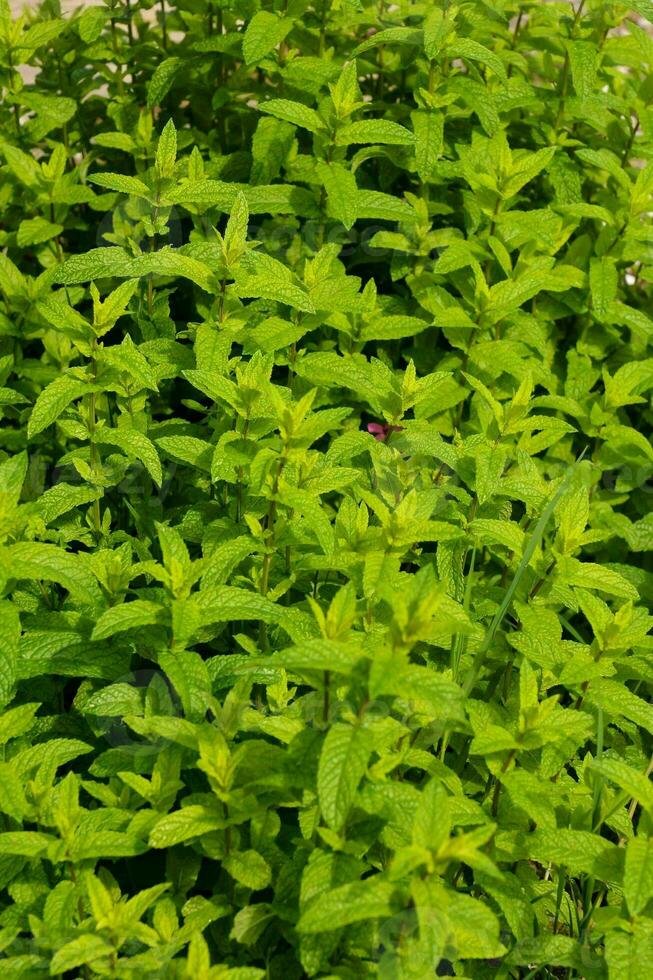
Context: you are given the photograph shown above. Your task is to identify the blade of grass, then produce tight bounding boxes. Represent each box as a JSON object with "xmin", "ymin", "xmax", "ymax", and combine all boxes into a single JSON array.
[
  {"xmin": 452, "ymin": 544, "xmax": 476, "ymax": 682},
  {"xmin": 462, "ymin": 449, "xmax": 587, "ymax": 697},
  {"xmin": 439, "ymin": 545, "xmax": 476, "ymax": 761},
  {"xmin": 590, "ymin": 707, "xmax": 604, "ymax": 830}
]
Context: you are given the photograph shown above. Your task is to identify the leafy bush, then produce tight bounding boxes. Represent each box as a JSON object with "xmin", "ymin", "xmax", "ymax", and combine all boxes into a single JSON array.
[{"xmin": 1, "ymin": 0, "xmax": 653, "ymax": 975}]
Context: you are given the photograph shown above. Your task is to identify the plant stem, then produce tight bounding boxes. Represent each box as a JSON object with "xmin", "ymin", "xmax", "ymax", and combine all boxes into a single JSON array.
[
  {"xmin": 110, "ymin": 16, "xmax": 125, "ymax": 96},
  {"xmin": 323, "ymin": 670, "xmax": 330, "ymax": 723},
  {"xmin": 627, "ymin": 750, "xmax": 653, "ymax": 821},
  {"xmin": 319, "ymin": 0, "xmax": 328, "ymax": 55},
  {"xmin": 507, "ymin": 9, "xmax": 524, "ymax": 78},
  {"xmin": 5, "ymin": 48, "xmax": 21, "ymax": 139},
  {"xmin": 491, "ymin": 748, "xmax": 516, "ymax": 816},
  {"xmin": 235, "ymin": 416, "xmax": 249, "ymax": 523},
  {"xmin": 258, "ymin": 452, "xmax": 287, "ymax": 648},
  {"xmin": 160, "ymin": 0, "xmax": 168, "ymax": 51},
  {"xmin": 88, "ymin": 337, "xmax": 102, "ymax": 539},
  {"xmin": 573, "ymin": 638, "xmax": 601, "ymax": 710},
  {"xmin": 555, "ymin": 0, "xmax": 586, "ymax": 128},
  {"xmin": 125, "ymin": 0, "xmax": 134, "ymax": 45}
]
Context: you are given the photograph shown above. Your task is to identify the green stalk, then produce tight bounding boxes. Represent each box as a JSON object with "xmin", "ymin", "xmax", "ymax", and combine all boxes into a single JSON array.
[
  {"xmin": 507, "ymin": 8, "xmax": 524, "ymax": 79},
  {"xmin": 125, "ymin": 0, "xmax": 134, "ymax": 45},
  {"xmin": 323, "ymin": 670, "xmax": 330, "ymax": 724},
  {"xmin": 590, "ymin": 707, "xmax": 604, "ymax": 829},
  {"xmin": 319, "ymin": 0, "xmax": 328, "ymax": 55},
  {"xmin": 110, "ymin": 16, "xmax": 125, "ymax": 96},
  {"xmin": 235, "ymin": 415, "xmax": 249, "ymax": 523},
  {"xmin": 440, "ymin": 544, "xmax": 476, "ymax": 760},
  {"xmin": 593, "ymin": 750, "xmax": 653, "ymax": 835},
  {"xmin": 628, "ymin": 751, "xmax": 653, "ymax": 821},
  {"xmin": 160, "ymin": 0, "xmax": 168, "ymax": 51},
  {"xmin": 491, "ymin": 747, "xmax": 516, "ymax": 817},
  {"xmin": 553, "ymin": 867, "xmax": 567, "ymax": 935},
  {"xmin": 258, "ymin": 452, "xmax": 287, "ymax": 648},
  {"xmin": 88, "ymin": 337, "xmax": 102, "ymax": 539},
  {"xmin": 555, "ymin": 0, "xmax": 587, "ymax": 128}
]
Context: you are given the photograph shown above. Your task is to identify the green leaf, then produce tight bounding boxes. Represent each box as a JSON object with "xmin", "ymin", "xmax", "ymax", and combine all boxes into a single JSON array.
[
  {"xmin": 15, "ymin": 19, "xmax": 65, "ymax": 53},
  {"xmin": 317, "ymin": 722, "xmax": 371, "ymax": 832},
  {"xmin": 77, "ymin": 6, "xmax": 107, "ymax": 43},
  {"xmin": 585, "ymin": 679, "xmax": 653, "ymax": 735},
  {"xmin": 36, "ymin": 295, "xmax": 90, "ymax": 337},
  {"xmin": 234, "ymin": 255, "xmax": 315, "ymax": 312},
  {"xmin": 351, "ymin": 27, "xmax": 423, "ymax": 58},
  {"xmin": 360, "ymin": 314, "xmax": 430, "ymax": 342},
  {"xmin": 34, "ymin": 483, "xmax": 102, "ymax": 524},
  {"xmin": 0, "ymin": 602, "xmax": 20, "ymax": 708},
  {"xmin": 87, "ymin": 173, "xmax": 151, "ymax": 197},
  {"xmin": 259, "ymin": 99, "xmax": 325, "ymax": 133},
  {"xmin": 315, "ymin": 161, "xmax": 358, "ymax": 230},
  {"xmin": 567, "ymin": 40, "xmax": 597, "ymax": 99},
  {"xmin": 156, "ymin": 119, "xmax": 177, "ymax": 179},
  {"xmin": 243, "ymin": 12, "xmax": 292, "ymax": 65},
  {"xmin": 412, "ymin": 779, "xmax": 451, "ymax": 851},
  {"xmin": 2, "ymin": 142, "xmax": 41, "ymax": 186},
  {"xmin": 590, "ymin": 256, "xmax": 618, "ymax": 321},
  {"xmin": 231, "ymin": 904, "xmax": 275, "ymax": 945},
  {"xmin": 7, "ymin": 543, "xmax": 98, "ymax": 604},
  {"xmin": 224, "ymin": 191, "xmax": 249, "ymax": 266},
  {"xmin": 147, "ymin": 57, "xmax": 184, "ymax": 108},
  {"xmin": 501, "ymin": 828, "xmax": 619, "ymax": 877},
  {"xmin": 629, "ymin": 0, "xmax": 653, "ymax": 22},
  {"xmin": 354, "ymin": 189, "xmax": 415, "ymax": 222},
  {"xmin": 624, "ymin": 837, "xmax": 653, "ymax": 916},
  {"xmin": 0, "ymin": 763, "xmax": 28, "ymax": 820},
  {"xmin": 27, "ymin": 375, "xmax": 90, "ymax": 438},
  {"xmin": 91, "ymin": 601, "xmax": 165, "ymax": 641},
  {"xmin": 94, "ymin": 280, "xmax": 139, "ymax": 334},
  {"xmin": 50, "ymin": 935, "xmax": 112, "ymax": 974},
  {"xmin": 95, "ymin": 426, "xmax": 163, "ymax": 487},
  {"xmin": 411, "ymin": 110, "xmax": 444, "ymax": 182},
  {"xmin": 55, "ymin": 247, "xmax": 213, "ymax": 291},
  {"xmin": 591, "ymin": 757, "xmax": 653, "ymax": 814},
  {"xmin": 199, "ymin": 586, "xmax": 281, "ymax": 626},
  {"xmin": 424, "ymin": 8, "xmax": 454, "ymax": 60},
  {"xmin": 149, "ymin": 806, "xmax": 224, "ymax": 848},
  {"xmin": 16, "ymin": 217, "xmax": 63, "ymax": 248},
  {"xmin": 265, "ymin": 639, "xmax": 363, "ymax": 675},
  {"xmin": 251, "ymin": 117, "xmax": 295, "ymax": 184},
  {"xmin": 223, "ymin": 850, "xmax": 272, "ymax": 891},
  {"xmin": 83, "ymin": 683, "xmax": 143, "ymax": 717},
  {"xmin": 335, "ymin": 119, "xmax": 416, "ymax": 146},
  {"xmin": 0, "ymin": 702, "xmax": 39, "ymax": 745},
  {"xmin": 606, "ymin": 921, "xmax": 653, "ymax": 980},
  {"xmin": 505, "ymin": 936, "xmax": 587, "ymax": 970},
  {"xmin": 93, "ymin": 131, "xmax": 135, "ymax": 152},
  {"xmin": 169, "ymin": 180, "xmax": 319, "ymax": 217},
  {"xmin": 297, "ymin": 877, "xmax": 396, "ymax": 933},
  {"xmin": 502, "ymin": 147, "xmax": 557, "ymax": 198},
  {"xmin": 564, "ymin": 560, "xmax": 638, "ymax": 599},
  {"xmin": 156, "ymin": 435, "xmax": 212, "ymax": 471},
  {"xmin": 0, "ymin": 452, "xmax": 28, "ymax": 500},
  {"xmin": 448, "ymin": 38, "xmax": 508, "ymax": 83},
  {"xmin": 0, "ymin": 831, "xmax": 54, "ymax": 856}
]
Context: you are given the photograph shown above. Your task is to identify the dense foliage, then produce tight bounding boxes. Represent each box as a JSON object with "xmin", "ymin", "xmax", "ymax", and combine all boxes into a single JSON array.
[{"xmin": 1, "ymin": 0, "xmax": 653, "ymax": 976}]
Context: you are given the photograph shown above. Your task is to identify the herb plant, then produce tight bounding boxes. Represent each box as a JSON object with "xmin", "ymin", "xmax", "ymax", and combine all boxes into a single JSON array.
[{"xmin": 1, "ymin": 0, "xmax": 653, "ymax": 976}]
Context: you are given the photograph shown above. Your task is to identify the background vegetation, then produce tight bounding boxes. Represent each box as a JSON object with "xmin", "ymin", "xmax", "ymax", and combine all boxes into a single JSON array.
[{"xmin": 0, "ymin": 0, "xmax": 653, "ymax": 976}]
